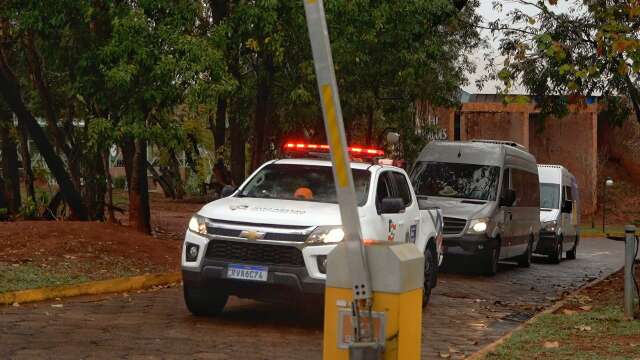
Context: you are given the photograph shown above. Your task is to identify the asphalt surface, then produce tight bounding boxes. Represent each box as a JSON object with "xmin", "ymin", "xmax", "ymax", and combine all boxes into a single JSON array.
[{"xmin": 0, "ymin": 237, "xmax": 624, "ymax": 359}]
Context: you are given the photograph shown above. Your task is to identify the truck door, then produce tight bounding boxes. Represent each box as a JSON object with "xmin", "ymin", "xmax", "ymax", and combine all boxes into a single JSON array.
[
  {"xmin": 375, "ymin": 171, "xmax": 405, "ymax": 242},
  {"xmin": 390, "ymin": 171, "xmax": 419, "ymax": 244},
  {"xmin": 499, "ymin": 168, "xmax": 514, "ymax": 258}
]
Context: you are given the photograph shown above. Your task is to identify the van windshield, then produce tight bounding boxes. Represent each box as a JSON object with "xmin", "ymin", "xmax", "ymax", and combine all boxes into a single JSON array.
[
  {"xmin": 540, "ymin": 183, "xmax": 560, "ymax": 209},
  {"xmin": 411, "ymin": 161, "xmax": 500, "ymax": 201},
  {"xmin": 237, "ymin": 164, "xmax": 371, "ymax": 206}
]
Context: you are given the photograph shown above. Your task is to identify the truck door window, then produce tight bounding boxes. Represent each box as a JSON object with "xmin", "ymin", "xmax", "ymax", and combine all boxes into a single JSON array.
[
  {"xmin": 376, "ymin": 172, "xmax": 393, "ymax": 210},
  {"xmin": 392, "ymin": 172, "xmax": 413, "ymax": 207}
]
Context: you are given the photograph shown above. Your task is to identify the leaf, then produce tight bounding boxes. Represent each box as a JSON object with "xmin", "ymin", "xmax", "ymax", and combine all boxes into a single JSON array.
[
  {"xmin": 579, "ymin": 305, "xmax": 593, "ymax": 311},
  {"xmin": 543, "ymin": 341, "xmax": 560, "ymax": 349},
  {"xmin": 575, "ymin": 325, "xmax": 592, "ymax": 331},
  {"xmin": 439, "ymin": 352, "xmax": 451, "ymax": 358},
  {"xmin": 562, "ymin": 309, "xmax": 577, "ymax": 315}
]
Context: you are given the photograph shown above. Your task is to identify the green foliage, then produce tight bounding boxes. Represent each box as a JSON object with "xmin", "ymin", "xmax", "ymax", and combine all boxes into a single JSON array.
[
  {"xmin": 494, "ymin": 0, "xmax": 640, "ymax": 125},
  {"xmin": 112, "ymin": 176, "xmax": 127, "ymax": 190}
]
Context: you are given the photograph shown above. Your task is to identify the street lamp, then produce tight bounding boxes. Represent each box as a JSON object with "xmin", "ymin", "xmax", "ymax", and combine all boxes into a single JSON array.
[{"xmin": 603, "ymin": 177, "xmax": 614, "ymax": 233}]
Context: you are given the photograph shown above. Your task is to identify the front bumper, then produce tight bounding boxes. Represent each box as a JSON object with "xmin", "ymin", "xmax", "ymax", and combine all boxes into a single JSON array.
[
  {"xmin": 442, "ymin": 234, "xmax": 497, "ymax": 256},
  {"xmin": 182, "ymin": 231, "xmax": 328, "ymax": 302},
  {"xmin": 535, "ymin": 231, "xmax": 557, "ymax": 254}
]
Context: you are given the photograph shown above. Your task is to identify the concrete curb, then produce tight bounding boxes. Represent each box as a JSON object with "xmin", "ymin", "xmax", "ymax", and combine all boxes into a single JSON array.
[
  {"xmin": 464, "ymin": 266, "xmax": 623, "ymax": 360},
  {"xmin": 0, "ymin": 271, "xmax": 181, "ymax": 306}
]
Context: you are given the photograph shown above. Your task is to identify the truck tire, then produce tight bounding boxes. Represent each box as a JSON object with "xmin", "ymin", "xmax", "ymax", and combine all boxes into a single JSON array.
[
  {"xmin": 566, "ymin": 235, "xmax": 578, "ymax": 260},
  {"xmin": 423, "ymin": 245, "xmax": 437, "ymax": 307},
  {"xmin": 482, "ymin": 240, "xmax": 500, "ymax": 276},
  {"xmin": 183, "ymin": 283, "xmax": 228, "ymax": 317},
  {"xmin": 550, "ymin": 236, "xmax": 563, "ymax": 264},
  {"xmin": 517, "ymin": 235, "xmax": 533, "ymax": 268}
]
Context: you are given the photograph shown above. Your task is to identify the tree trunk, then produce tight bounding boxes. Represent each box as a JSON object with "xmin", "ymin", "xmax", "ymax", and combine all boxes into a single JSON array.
[
  {"xmin": 0, "ymin": 55, "xmax": 88, "ymax": 220},
  {"xmin": 102, "ymin": 150, "xmax": 116, "ymax": 223},
  {"xmin": 624, "ymin": 75, "xmax": 640, "ymax": 125},
  {"xmin": 230, "ymin": 112, "xmax": 246, "ymax": 186},
  {"xmin": 0, "ymin": 121, "xmax": 21, "ymax": 215},
  {"xmin": 214, "ymin": 98, "xmax": 227, "ymax": 152},
  {"xmin": 147, "ymin": 160, "xmax": 176, "ymax": 199},
  {"xmin": 18, "ymin": 122, "xmax": 35, "ymax": 202},
  {"xmin": 251, "ymin": 59, "xmax": 273, "ymax": 170},
  {"xmin": 128, "ymin": 139, "xmax": 151, "ymax": 234},
  {"xmin": 366, "ymin": 110, "xmax": 375, "ymax": 146},
  {"xmin": 169, "ymin": 150, "xmax": 185, "ymax": 200}
]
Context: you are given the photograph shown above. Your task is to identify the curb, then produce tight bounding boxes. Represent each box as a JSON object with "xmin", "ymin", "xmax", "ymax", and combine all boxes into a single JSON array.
[
  {"xmin": 465, "ymin": 266, "xmax": 622, "ymax": 360},
  {"xmin": 0, "ymin": 271, "xmax": 182, "ymax": 306}
]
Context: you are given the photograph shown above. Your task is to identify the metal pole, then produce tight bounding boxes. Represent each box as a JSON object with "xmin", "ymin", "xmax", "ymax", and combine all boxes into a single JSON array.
[
  {"xmin": 624, "ymin": 225, "xmax": 637, "ymax": 319},
  {"xmin": 602, "ymin": 180, "xmax": 606, "ymax": 233},
  {"xmin": 302, "ymin": 0, "xmax": 374, "ymax": 342}
]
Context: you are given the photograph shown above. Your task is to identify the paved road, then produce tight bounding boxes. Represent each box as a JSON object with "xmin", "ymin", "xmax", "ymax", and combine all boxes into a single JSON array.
[{"xmin": 1, "ymin": 237, "xmax": 624, "ymax": 360}]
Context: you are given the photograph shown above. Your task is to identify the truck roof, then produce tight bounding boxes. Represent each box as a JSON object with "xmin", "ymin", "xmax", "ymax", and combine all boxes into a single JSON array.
[{"xmin": 272, "ymin": 158, "xmax": 397, "ymax": 171}]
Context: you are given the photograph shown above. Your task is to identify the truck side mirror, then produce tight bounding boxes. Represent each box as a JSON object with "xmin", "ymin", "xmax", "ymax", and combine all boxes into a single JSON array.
[
  {"xmin": 500, "ymin": 189, "xmax": 516, "ymax": 207},
  {"xmin": 380, "ymin": 197, "xmax": 405, "ymax": 214},
  {"xmin": 561, "ymin": 200, "xmax": 573, "ymax": 213},
  {"xmin": 221, "ymin": 185, "xmax": 236, "ymax": 198}
]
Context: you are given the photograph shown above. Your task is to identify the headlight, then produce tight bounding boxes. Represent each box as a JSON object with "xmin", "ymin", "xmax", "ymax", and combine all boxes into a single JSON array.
[
  {"xmin": 467, "ymin": 218, "xmax": 488, "ymax": 234},
  {"xmin": 307, "ymin": 226, "xmax": 344, "ymax": 245},
  {"xmin": 188, "ymin": 215, "xmax": 207, "ymax": 235},
  {"xmin": 542, "ymin": 221, "xmax": 557, "ymax": 232}
]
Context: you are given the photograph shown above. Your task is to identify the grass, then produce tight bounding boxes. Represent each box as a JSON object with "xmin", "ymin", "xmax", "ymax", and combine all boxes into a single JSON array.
[{"xmin": 0, "ymin": 258, "xmax": 164, "ymax": 293}]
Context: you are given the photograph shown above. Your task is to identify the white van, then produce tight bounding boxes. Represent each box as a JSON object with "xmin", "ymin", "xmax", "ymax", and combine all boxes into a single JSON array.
[
  {"xmin": 536, "ymin": 165, "xmax": 580, "ymax": 263},
  {"xmin": 411, "ymin": 140, "xmax": 541, "ymax": 275}
]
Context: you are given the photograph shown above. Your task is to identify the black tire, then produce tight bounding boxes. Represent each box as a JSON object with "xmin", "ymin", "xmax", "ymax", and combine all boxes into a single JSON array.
[
  {"xmin": 566, "ymin": 234, "xmax": 578, "ymax": 260},
  {"xmin": 517, "ymin": 236, "xmax": 533, "ymax": 268},
  {"xmin": 183, "ymin": 283, "xmax": 228, "ymax": 317},
  {"xmin": 423, "ymin": 245, "xmax": 437, "ymax": 307},
  {"xmin": 482, "ymin": 241, "xmax": 500, "ymax": 276},
  {"xmin": 550, "ymin": 236, "xmax": 563, "ymax": 264}
]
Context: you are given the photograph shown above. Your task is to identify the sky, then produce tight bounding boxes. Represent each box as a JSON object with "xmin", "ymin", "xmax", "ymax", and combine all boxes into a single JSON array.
[{"xmin": 463, "ymin": 0, "xmax": 575, "ymax": 94}]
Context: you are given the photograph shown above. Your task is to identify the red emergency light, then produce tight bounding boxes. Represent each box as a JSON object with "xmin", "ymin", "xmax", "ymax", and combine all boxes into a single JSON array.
[{"xmin": 283, "ymin": 142, "xmax": 384, "ymax": 158}]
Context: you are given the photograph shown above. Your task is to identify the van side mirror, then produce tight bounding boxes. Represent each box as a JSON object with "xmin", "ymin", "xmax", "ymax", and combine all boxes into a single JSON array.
[
  {"xmin": 380, "ymin": 197, "xmax": 405, "ymax": 214},
  {"xmin": 221, "ymin": 185, "xmax": 236, "ymax": 198},
  {"xmin": 500, "ymin": 189, "xmax": 516, "ymax": 207},
  {"xmin": 561, "ymin": 200, "xmax": 573, "ymax": 213}
]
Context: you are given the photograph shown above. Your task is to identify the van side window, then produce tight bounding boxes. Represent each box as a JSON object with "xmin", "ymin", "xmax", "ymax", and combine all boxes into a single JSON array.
[
  {"xmin": 392, "ymin": 172, "xmax": 413, "ymax": 207},
  {"xmin": 511, "ymin": 168, "xmax": 540, "ymax": 207},
  {"xmin": 563, "ymin": 186, "xmax": 572, "ymax": 202}
]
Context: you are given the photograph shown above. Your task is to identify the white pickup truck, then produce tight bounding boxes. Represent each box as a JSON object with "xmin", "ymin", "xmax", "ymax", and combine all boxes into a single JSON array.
[{"xmin": 181, "ymin": 149, "xmax": 443, "ymax": 316}]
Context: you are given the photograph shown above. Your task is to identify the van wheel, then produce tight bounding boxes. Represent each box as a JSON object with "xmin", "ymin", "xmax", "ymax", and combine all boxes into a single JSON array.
[
  {"xmin": 517, "ymin": 235, "xmax": 533, "ymax": 268},
  {"xmin": 482, "ymin": 241, "xmax": 500, "ymax": 276},
  {"xmin": 566, "ymin": 235, "xmax": 578, "ymax": 260},
  {"xmin": 550, "ymin": 236, "xmax": 563, "ymax": 264},
  {"xmin": 183, "ymin": 283, "xmax": 228, "ymax": 316},
  {"xmin": 423, "ymin": 246, "xmax": 437, "ymax": 307}
]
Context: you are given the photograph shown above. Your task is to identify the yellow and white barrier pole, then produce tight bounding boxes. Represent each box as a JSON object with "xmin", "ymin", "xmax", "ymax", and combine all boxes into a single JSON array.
[{"xmin": 302, "ymin": 1, "xmax": 424, "ymax": 359}]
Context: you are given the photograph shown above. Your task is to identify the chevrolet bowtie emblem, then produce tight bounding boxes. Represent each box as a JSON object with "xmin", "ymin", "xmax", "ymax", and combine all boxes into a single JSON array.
[{"xmin": 240, "ymin": 230, "xmax": 265, "ymax": 241}]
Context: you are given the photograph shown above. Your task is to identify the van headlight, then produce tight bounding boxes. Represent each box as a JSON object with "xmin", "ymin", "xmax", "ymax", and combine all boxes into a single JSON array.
[
  {"xmin": 188, "ymin": 215, "xmax": 208, "ymax": 235},
  {"xmin": 542, "ymin": 221, "xmax": 557, "ymax": 232},
  {"xmin": 467, "ymin": 218, "xmax": 488, "ymax": 234},
  {"xmin": 307, "ymin": 226, "xmax": 344, "ymax": 245}
]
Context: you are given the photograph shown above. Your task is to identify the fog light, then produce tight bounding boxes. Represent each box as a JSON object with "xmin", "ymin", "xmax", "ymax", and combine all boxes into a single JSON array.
[
  {"xmin": 316, "ymin": 255, "xmax": 328, "ymax": 274},
  {"xmin": 186, "ymin": 243, "xmax": 200, "ymax": 262}
]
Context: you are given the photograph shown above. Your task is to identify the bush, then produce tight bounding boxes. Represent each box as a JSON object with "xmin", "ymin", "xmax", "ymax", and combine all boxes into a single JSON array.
[{"xmin": 113, "ymin": 176, "xmax": 127, "ymax": 190}]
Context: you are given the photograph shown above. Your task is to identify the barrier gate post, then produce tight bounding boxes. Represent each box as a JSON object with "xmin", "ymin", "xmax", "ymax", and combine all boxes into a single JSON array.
[{"xmin": 302, "ymin": 1, "xmax": 424, "ymax": 359}]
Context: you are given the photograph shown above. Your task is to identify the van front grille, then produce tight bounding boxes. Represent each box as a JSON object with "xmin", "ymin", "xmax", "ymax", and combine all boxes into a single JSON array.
[{"xmin": 443, "ymin": 217, "xmax": 467, "ymax": 235}]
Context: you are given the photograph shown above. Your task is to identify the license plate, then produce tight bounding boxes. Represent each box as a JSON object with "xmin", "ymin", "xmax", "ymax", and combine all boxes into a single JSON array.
[{"xmin": 227, "ymin": 264, "xmax": 268, "ymax": 282}]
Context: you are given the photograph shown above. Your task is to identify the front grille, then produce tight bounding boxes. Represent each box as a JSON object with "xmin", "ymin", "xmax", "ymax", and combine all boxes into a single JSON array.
[
  {"xmin": 207, "ymin": 226, "xmax": 307, "ymax": 242},
  {"xmin": 205, "ymin": 240, "xmax": 304, "ymax": 267},
  {"xmin": 443, "ymin": 217, "xmax": 467, "ymax": 235}
]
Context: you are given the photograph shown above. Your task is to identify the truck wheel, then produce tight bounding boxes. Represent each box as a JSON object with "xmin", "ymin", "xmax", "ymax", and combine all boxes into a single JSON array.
[
  {"xmin": 482, "ymin": 241, "xmax": 500, "ymax": 276},
  {"xmin": 550, "ymin": 236, "xmax": 563, "ymax": 264},
  {"xmin": 566, "ymin": 235, "xmax": 578, "ymax": 260},
  {"xmin": 422, "ymin": 246, "xmax": 437, "ymax": 307},
  {"xmin": 183, "ymin": 283, "xmax": 228, "ymax": 316},
  {"xmin": 517, "ymin": 235, "xmax": 533, "ymax": 268}
]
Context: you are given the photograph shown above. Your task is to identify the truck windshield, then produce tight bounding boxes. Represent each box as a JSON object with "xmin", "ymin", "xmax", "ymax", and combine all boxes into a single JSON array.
[
  {"xmin": 411, "ymin": 161, "xmax": 500, "ymax": 201},
  {"xmin": 540, "ymin": 183, "xmax": 560, "ymax": 209},
  {"xmin": 238, "ymin": 164, "xmax": 371, "ymax": 206}
]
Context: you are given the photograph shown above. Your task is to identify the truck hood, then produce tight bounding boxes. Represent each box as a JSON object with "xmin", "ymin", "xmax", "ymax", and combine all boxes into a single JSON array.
[
  {"xmin": 420, "ymin": 197, "xmax": 495, "ymax": 220},
  {"xmin": 198, "ymin": 196, "xmax": 346, "ymax": 227},
  {"xmin": 540, "ymin": 209, "xmax": 559, "ymax": 223}
]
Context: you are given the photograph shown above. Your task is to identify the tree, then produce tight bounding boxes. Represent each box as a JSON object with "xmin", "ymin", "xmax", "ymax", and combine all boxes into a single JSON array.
[{"xmin": 493, "ymin": 0, "xmax": 640, "ymax": 124}]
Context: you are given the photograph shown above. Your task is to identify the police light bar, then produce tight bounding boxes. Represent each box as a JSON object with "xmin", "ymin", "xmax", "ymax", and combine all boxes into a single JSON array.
[{"xmin": 283, "ymin": 142, "xmax": 384, "ymax": 157}]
